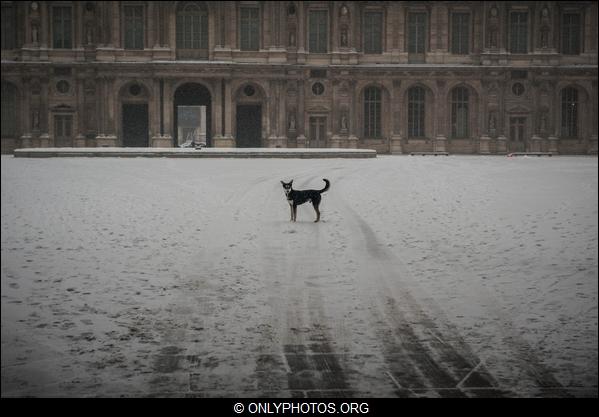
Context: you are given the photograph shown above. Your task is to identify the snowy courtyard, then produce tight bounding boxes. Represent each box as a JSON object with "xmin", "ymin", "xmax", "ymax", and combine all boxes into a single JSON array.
[{"xmin": 1, "ymin": 154, "xmax": 597, "ymax": 397}]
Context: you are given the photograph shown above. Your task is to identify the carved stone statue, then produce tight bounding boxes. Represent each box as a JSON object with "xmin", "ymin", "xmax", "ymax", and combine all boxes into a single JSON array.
[
  {"xmin": 487, "ymin": 7, "xmax": 499, "ymax": 49},
  {"xmin": 289, "ymin": 31, "xmax": 296, "ymax": 47},
  {"xmin": 340, "ymin": 28, "xmax": 348, "ymax": 47},
  {"xmin": 340, "ymin": 114, "xmax": 348, "ymax": 131},
  {"xmin": 32, "ymin": 24, "xmax": 39, "ymax": 44},
  {"xmin": 32, "ymin": 109, "xmax": 40, "ymax": 129},
  {"xmin": 288, "ymin": 114, "xmax": 296, "ymax": 131}
]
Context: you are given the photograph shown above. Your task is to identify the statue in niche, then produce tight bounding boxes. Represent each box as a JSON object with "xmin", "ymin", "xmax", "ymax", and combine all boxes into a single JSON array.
[
  {"xmin": 86, "ymin": 22, "xmax": 94, "ymax": 45},
  {"xmin": 340, "ymin": 27, "xmax": 348, "ymax": 47},
  {"xmin": 488, "ymin": 112, "xmax": 497, "ymax": 132},
  {"xmin": 288, "ymin": 113, "xmax": 296, "ymax": 131},
  {"xmin": 340, "ymin": 114, "xmax": 348, "ymax": 131},
  {"xmin": 340, "ymin": 5, "xmax": 349, "ymax": 17},
  {"xmin": 540, "ymin": 26, "xmax": 550, "ymax": 49},
  {"xmin": 487, "ymin": 7, "xmax": 499, "ymax": 48},
  {"xmin": 540, "ymin": 111, "xmax": 548, "ymax": 133},
  {"xmin": 32, "ymin": 109, "xmax": 40, "ymax": 130},
  {"xmin": 289, "ymin": 31, "xmax": 296, "ymax": 47},
  {"xmin": 31, "ymin": 24, "xmax": 39, "ymax": 44}
]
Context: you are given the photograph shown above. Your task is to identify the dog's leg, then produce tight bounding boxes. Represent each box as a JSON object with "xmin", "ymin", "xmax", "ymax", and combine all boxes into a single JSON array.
[
  {"xmin": 293, "ymin": 204, "xmax": 297, "ymax": 222},
  {"xmin": 289, "ymin": 203, "xmax": 293, "ymax": 221},
  {"xmin": 313, "ymin": 202, "xmax": 320, "ymax": 222}
]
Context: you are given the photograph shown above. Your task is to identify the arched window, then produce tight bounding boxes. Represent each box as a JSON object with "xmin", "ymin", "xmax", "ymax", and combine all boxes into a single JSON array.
[
  {"xmin": 561, "ymin": 87, "xmax": 578, "ymax": 138},
  {"xmin": 408, "ymin": 86, "xmax": 425, "ymax": 138},
  {"xmin": 451, "ymin": 87, "xmax": 469, "ymax": 138},
  {"xmin": 363, "ymin": 86, "xmax": 381, "ymax": 138},
  {"xmin": 1, "ymin": 82, "xmax": 17, "ymax": 138},
  {"xmin": 177, "ymin": 2, "xmax": 208, "ymax": 59}
]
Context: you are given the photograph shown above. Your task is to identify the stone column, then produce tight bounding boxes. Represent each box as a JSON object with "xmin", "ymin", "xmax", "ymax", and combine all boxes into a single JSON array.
[
  {"xmin": 390, "ymin": 80, "xmax": 403, "ymax": 154},
  {"xmin": 75, "ymin": 74, "xmax": 86, "ymax": 147},
  {"xmin": 348, "ymin": 80, "xmax": 359, "ymax": 148},
  {"xmin": 39, "ymin": 76, "xmax": 51, "ymax": 147},
  {"xmin": 434, "ymin": 81, "xmax": 447, "ymax": 152},
  {"xmin": 223, "ymin": 78, "xmax": 235, "ymax": 146},
  {"xmin": 296, "ymin": 78, "xmax": 306, "ymax": 147},
  {"xmin": 19, "ymin": 77, "xmax": 33, "ymax": 148}
]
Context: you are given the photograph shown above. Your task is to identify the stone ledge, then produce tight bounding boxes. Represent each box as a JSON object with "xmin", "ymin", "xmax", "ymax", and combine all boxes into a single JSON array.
[{"xmin": 13, "ymin": 147, "xmax": 377, "ymax": 159}]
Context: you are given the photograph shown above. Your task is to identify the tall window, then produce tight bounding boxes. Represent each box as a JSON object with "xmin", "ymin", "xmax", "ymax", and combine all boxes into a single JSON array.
[
  {"xmin": 1, "ymin": 82, "xmax": 17, "ymax": 138},
  {"xmin": 240, "ymin": 7, "xmax": 260, "ymax": 51},
  {"xmin": 124, "ymin": 5, "xmax": 144, "ymax": 49},
  {"xmin": 561, "ymin": 87, "xmax": 578, "ymax": 138},
  {"xmin": 363, "ymin": 11, "xmax": 383, "ymax": 54},
  {"xmin": 451, "ymin": 12, "xmax": 470, "ymax": 54},
  {"xmin": 52, "ymin": 6, "xmax": 72, "ymax": 49},
  {"xmin": 309, "ymin": 10, "xmax": 328, "ymax": 53},
  {"xmin": 1, "ymin": 5, "xmax": 16, "ymax": 50},
  {"xmin": 363, "ymin": 87, "xmax": 382, "ymax": 138},
  {"xmin": 451, "ymin": 87, "xmax": 469, "ymax": 138},
  {"xmin": 176, "ymin": 2, "xmax": 208, "ymax": 58},
  {"xmin": 408, "ymin": 13, "xmax": 427, "ymax": 54},
  {"xmin": 510, "ymin": 11, "xmax": 528, "ymax": 53},
  {"xmin": 408, "ymin": 87, "xmax": 425, "ymax": 138},
  {"xmin": 561, "ymin": 13, "xmax": 581, "ymax": 55}
]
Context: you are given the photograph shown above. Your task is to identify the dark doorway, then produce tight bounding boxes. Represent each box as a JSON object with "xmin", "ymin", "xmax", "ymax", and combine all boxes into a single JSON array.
[
  {"xmin": 122, "ymin": 104, "xmax": 149, "ymax": 147},
  {"xmin": 309, "ymin": 116, "xmax": 326, "ymax": 148},
  {"xmin": 236, "ymin": 105, "xmax": 262, "ymax": 147},
  {"xmin": 54, "ymin": 115, "xmax": 73, "ymax": 147},
  {"xmin": 509, "ymin": 116, "xmax": 527, "ymax": 152},
  {"xmin": 174, "ymin": 83, "xmax": 211, "ymax": 147}
]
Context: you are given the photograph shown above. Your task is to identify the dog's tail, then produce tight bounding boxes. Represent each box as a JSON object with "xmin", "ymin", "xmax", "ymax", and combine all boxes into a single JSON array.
[{"xmin": 319, "ymin": 178, "xmax": 330, "ymax": 193}]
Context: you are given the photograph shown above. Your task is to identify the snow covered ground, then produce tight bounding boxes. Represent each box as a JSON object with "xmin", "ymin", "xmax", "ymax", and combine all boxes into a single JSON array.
[{"xmin": 1, "ymin": 154, "xmax": 597, "ymax": 397}]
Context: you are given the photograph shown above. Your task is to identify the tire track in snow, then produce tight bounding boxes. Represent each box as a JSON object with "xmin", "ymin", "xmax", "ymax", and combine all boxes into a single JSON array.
[{"xmin": 333, "ymin": 174, "xmax": 569, "ymax": 397}]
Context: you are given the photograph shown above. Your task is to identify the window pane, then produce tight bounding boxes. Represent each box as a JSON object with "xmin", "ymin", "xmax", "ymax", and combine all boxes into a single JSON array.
[
  {"xmin": 240, "ymin": 8, "xmax": 259, "ymax": 51},
  {"xmin": 510, "ymin": 12, "xmax": 528, "ymax": 53},
  {"xmin": 53, "ymin": 7, "xmax": 72, "ymax": 49},
  {"xmin": 561, "ymin": 87, "xmax": 578, "ymax": 137},
  {"xmin": 2, "ymin": 6, "xmax": 16, "ymax": 50},
  {"xmin": 363, "ymin": 87, "xmax": 382, "ymax": 138},
  {"xmin": 562, "ymin": 13, "xmax": 581, "ymax": 55},
  {"xmin": 451, "ymin": 13, "xmax": 469, "ymax": 54},
  {"xmin": 408, "ymin": 87, "xmax": 425, "ymax": 137},
  {"xmin": 309, "ymin": 10, "xmax": 328, "ymax": 53},
  {"xmin": 408, "ymin": 13, "xmax": 426, "ymax": 54},
  {"xmin": 1, "ymin": 83, "xmax": 17, "ymax": 137},
  {"xmin": 364, "ymin": 12, "xmax": 383, "ymax": 54}
]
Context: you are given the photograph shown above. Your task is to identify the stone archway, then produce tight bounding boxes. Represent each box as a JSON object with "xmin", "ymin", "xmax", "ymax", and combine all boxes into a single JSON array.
[{"xmin": 174, "ymin": 83, "xmax": 212, "ymax": 147}]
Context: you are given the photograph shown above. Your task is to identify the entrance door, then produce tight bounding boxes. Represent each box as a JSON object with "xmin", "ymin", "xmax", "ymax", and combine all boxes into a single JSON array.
[
  {"xmin": 54, "ymin": 115, "xmax": 73, "ymax": 147},
  {"xmin": 309, "ymin": 116, "xmax": 326, "ymax": 148},
  {"xmin": 122, "ymin": 104, "xmax": 149, "ymax": 147},
  {"xmin": 509, "ymin": 117, "xmax": 527, "ymax": 152},
  {"xmin": 236, "ymin": 105, "xmax": 262, "ymax": 147}
]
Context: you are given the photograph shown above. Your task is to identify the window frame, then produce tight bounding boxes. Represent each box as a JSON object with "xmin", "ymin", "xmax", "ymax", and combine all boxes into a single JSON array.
[
  {"xmin": 561, "ymin": 87, "xmax": 579, "ymax": 138},
  {"xmin": 52, "ymin": 5, "xmax": 73, "ymax": 49},
  {"xmin": 363, "ymin": 86, "xmax": 382, "ymax": 139},
  {"xmin": 509, "ymin": 10, "xmax": 529, "ymax": 54},
  {"xmin": 450, "ymin": 11, "xmax": 471, "ymax": 55},
  {"xmin": 1, "ymin": 82, "xmax": 17, "ymax": 138},
  {"xmin": 407, "ymin": 12, "xmax": 428, "ymax": 55},
  {"xmin": 1, "ymin": 4, "xmax": 17, "ymax": 50},
  {"xmin": 123, "ymin": 4, "xmax": 145, "ymax": 50},
  {"xmin": 451, "ymin": 87, "xmax": 470, "ymax": 139},
  {"xmin": 408, "ymin": 86, "xmax": 426, "ymax": 139},
  {"xmin": 239, "ymin": 6, "xmax": 260, "ymax": 51},
  {"xmin": 308, "ymin": 9, "xmax": 329, "ymax": 53},
  {"xmin": 363, "ymin": 10, "xmax": 383, "ymax": 54},
  {"xmin": 176, "ymin": 1, "xmax": 209, "ymax": 58},
  {"xmin": 561, "ymin": 12, "xmax": 582, "ymax": 55}
]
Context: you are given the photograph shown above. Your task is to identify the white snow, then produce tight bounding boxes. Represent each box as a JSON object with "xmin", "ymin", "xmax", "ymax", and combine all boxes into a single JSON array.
[{"xmin": 1, "ymin": 155, "xmax": 597, "ymax": 397}]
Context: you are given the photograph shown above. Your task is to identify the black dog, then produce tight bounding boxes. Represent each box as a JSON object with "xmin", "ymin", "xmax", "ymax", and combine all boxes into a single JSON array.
[{"xmin": 281, "ymin": 179, "xmax": 330, "ymax": 222}]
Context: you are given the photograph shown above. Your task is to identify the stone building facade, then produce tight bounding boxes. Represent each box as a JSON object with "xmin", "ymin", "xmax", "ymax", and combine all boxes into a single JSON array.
[{"xmin": 1, "ymin": 1, "xmax": 597, "ymax": 154}]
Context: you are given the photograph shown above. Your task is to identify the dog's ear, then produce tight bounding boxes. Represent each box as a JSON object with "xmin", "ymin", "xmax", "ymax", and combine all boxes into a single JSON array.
[
  {"xmin": 280, "ymin": 180, "xmax": 285, "ymax": 186},
  {"xmin": 290, "ymin": 179, "xmax": 293, "ymax": 184}
]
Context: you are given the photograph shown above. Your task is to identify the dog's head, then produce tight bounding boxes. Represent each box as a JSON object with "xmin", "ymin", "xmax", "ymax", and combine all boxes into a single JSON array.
[{"xmin": 280, "ymin": 180, "xmax": 293, "ymax": 197}]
